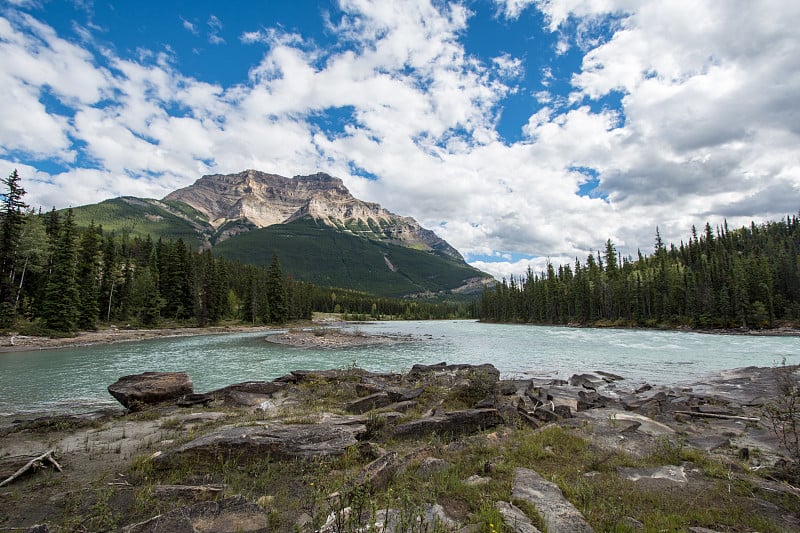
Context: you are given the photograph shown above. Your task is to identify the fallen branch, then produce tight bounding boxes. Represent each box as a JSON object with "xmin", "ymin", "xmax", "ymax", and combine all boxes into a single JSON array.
[
  {"xmin": 152, "ymin": 484, "xmax": 226, "ymax": 498},
  {"xmin": 0, "ymin": 450, "xmax": 61, "ymax": 488},
  {"xmin": 673, "ymin": 410, "xmax": 760, "ymax": 422}
]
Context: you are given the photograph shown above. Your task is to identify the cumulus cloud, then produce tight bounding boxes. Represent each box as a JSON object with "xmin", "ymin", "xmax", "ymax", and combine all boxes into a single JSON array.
[{"xmin": 1, "ymin": 0, "xmax": 798, "ymax": 281}]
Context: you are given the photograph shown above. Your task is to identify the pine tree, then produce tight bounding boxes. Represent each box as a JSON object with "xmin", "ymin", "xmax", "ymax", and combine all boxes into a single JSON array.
[
  {"xmin": 0, "ymin": 170, "xmax": 28, "ymax": 327},
  {"xmin": 266, "ymin": 254, "xmax": 288, "ymax": 323},
  {"xmin": 76, "ymin": 222, "xmax": 102, "ymax": 330},
  {"xmin": 41, "ymin": 209, "xmax": 79, "ymax": 332}
]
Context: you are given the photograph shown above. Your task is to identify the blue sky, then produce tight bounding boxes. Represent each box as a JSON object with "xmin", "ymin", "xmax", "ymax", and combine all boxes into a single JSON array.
[{"xmin": 2, "ymin": 0, "xmax": 799, "ymax": 279}]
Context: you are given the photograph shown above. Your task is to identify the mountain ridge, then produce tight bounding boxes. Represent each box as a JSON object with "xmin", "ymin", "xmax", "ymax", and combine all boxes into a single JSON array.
[{"xmin": 164, "ymin": 169, "xmax": 463, "ymax": 260}]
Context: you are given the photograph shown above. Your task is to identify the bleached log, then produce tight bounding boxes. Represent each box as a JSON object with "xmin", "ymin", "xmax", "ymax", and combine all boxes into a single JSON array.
[
  {"xmin": 0, "ymin": 450, "xmax": 61, "ymax": 488},
  {"xmin": 673, "ymin": 410, "xmax": 760, "ymax": 422}
]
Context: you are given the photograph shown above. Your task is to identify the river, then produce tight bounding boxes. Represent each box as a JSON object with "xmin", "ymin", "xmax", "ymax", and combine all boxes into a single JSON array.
[{"xmin": 1, "ymin": 321, "xmax": 797, "ymax": 415}]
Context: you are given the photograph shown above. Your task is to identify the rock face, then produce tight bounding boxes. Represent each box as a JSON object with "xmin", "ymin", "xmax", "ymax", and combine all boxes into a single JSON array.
[
  {"xmin": 108, "ymin": 372, "xmax": 193, "ymax": 410},
  {"xmin": 164, "ymin": 169, "xmax": 463, "ymax": 259}
]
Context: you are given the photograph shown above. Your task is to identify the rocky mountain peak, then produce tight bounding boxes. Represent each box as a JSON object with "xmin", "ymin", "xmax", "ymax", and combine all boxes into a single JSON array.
[{"xmin": 163, "ymin": 170, "xmax": 463, "ymax": 260}]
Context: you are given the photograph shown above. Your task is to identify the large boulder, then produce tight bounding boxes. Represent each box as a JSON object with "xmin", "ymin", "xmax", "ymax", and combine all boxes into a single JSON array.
[{"xmin": 108, "ymin": 372, "xmax": 193, "ymax": 410}]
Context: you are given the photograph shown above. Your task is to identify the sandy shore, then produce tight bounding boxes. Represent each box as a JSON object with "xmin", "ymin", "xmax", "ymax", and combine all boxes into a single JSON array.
[
  {"xmin": 0, "ymin": 319, "xmax": 408, "ymax": 353},
  {"xmin": 0, "ymin": 324, "xmax": 281, "ymax": 353}
]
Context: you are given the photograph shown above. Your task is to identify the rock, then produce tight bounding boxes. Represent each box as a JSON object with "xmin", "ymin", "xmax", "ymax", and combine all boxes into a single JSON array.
[
  {"xmin": 617, "ymin": 464, "xmax": 689, "ymax": 483},
  {"xmin": 347, "ymin": 392, "xmax": 393, "ymax": 414},
  {"xmin": 355, "ymin": 452, "xmax": 399, "ymax": 491},
  {"xmin": 577, "ymin": 390, "xmax": 613, "ymax": 411},
  {"xmin": 635, "ymin": 384, "xmax": 653, "ymax": 393},
  {"xmin": 464, "ymin": 474, "xmax": 491, "ymax": 486},
  {"xmin": 392, "ymin": 409, "xmax": 504, "ymax": 439},
  {"xmin": 569, "ymin": 373, "xmax": 605, "ymax": 390},
  {"xmin": 595, "ymin": 371, "xmax": 625, "ymax": 382},
  {"xmin": 388, "ymin": 400, "xmax": 418, "ymax": 412},
  {"xmin": 108, "ymin": 372, "xmax": 193, "ymax": 410},
  {"xmin": 494, "ymin": 501, "xmax": 542, "ymax": 533},
  {"xmin": 416, "ymin": 457, "xmax": 452, "ymax": 478},
  {"xmin": 181, "ymin": 381, "xmax": 287, "ymax": 408},
  {"xmin": 157, "ymin": 418, "xmax": 366, "ymax": 464},
  {"xmin": 511, "ymin": 467, "xmax": 594, "ymax": 533},
  {"xmin": 407, "ymin": 362, "xmax": 500, "ymax": 380},
  {"xmin": 122, "ymin": 495, "xmax": 266, "ymax": 532}
]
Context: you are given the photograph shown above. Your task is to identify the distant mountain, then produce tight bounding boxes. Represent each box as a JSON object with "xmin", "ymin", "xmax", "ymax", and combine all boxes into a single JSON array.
[{"xmin": 70, "ymin": 170, "xmax": 492, "ymax": 297}]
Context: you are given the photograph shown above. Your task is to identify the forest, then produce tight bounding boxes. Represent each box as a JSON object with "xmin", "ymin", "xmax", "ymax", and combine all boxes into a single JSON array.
[
  {"xmin": 480, "ymin": 215, "xmax": 800, "ymax": 329},
  {"xmin": 0, "ymin": 171, "xmax": 475, "ymax": 334}
]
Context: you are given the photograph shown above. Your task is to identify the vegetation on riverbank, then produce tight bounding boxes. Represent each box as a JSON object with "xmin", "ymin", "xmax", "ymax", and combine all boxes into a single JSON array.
[{"xmin": 480, "ymin": 215, "xmax": 800, "ymax": 330}]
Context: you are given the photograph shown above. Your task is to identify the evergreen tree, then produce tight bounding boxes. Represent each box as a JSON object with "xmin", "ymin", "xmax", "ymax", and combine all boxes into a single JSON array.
[
  {"xmin": 76, "ymin": 222, "xmax": 102, "ymax": 329},
  {"xmin": 0, "ymin": 170, "xmax": 28, "ymax": 327},
  {"xmin": 41, "ymin": 209, "xmax": 79, "ymax": 332},
  {"xmin": 266, "ymin": 254, "xmax": 288, "ymax": 323}
]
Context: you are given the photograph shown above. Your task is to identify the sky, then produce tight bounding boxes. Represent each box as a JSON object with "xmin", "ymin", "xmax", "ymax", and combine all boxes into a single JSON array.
[{"xmin": 1, "ymin": 0, "xmax": 799, "ymax": 279}]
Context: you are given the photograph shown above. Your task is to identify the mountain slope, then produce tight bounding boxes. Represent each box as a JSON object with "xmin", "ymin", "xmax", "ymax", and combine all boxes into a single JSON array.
[
  {"xmin": 68, "ymin": 169, "xmax": 493, "ymax": 297},
  {"xmin": 212, "ymin": 216, "xmax": 489, "ymax": 297}
]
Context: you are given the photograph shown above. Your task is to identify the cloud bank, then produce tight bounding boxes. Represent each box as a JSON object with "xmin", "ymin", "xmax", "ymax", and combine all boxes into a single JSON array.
[{"xmin": 1, "ymin": 0, "xmax": 798, "ymax": 279}]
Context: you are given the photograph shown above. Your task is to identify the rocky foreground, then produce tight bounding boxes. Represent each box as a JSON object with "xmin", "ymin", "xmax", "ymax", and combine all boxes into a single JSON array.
[{"xmin": 1, "ymin": 363, "xmax": 799, "ymax": 532}]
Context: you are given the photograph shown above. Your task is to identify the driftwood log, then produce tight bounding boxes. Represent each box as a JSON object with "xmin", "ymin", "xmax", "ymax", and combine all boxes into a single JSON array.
[
  {"xmin": 673, "ymin": 410, "xmax": 760, "ymax": 422},
  {"xmin": 0, "ymin": 450, "xmax": 62, "ymax": 488}
]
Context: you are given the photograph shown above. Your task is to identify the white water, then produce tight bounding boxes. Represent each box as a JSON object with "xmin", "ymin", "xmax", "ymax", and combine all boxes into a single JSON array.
[{"xmin": 1, "ymin": 321, "xmax": 797, "ymax": 415}]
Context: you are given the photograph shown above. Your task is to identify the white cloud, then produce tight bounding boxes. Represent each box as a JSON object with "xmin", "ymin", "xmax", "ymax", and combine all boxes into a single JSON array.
[
  {"xmin": 207, "ymin": 14, "xmax": 225, "ymax": 45},
  {"xmin": 1, "ymin": 0, "xmax": 798, "ymax": 282},
  {"xmin": 181, "ymin": 17, "xmax": 197, "ymax": 35}
]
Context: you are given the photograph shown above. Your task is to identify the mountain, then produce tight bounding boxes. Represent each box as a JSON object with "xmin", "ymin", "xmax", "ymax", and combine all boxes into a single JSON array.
[{"xmin": 70, "ymin": 170, "xmax": 492, "ymax": 297}]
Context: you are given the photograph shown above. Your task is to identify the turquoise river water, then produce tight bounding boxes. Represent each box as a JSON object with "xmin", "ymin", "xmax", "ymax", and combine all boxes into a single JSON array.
[{"xmin": 0, "ymin": 320, "xmax": 797, "ymax": 415}]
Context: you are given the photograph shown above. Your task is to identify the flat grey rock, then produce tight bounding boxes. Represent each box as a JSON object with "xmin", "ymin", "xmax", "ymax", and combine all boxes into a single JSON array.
[
  {"xmin": 511, "ymin": 467, "xmax": 593, "ymax": 533},
  {"xmin": 617, "ymin": 464, "xmax": 688, "ymax": 483}
]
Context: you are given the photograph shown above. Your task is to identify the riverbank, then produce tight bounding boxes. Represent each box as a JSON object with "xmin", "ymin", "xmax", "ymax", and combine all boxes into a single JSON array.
[
  {"xmin": 0, "ymin": 315, "xmax": 369, "ymax": 353},
  {"xmin": 0, "ymin": 324, "xmax": 282, "ymax": 353},
  {"xmin": 1, "ymin": 363, "xmax": 798, "ymax": 532}
]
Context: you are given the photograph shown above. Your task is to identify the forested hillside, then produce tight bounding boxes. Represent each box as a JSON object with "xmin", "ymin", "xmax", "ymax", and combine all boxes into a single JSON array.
[
  {"xmin": 0, "ymin": 171, "xmax": 476, "ymax": 333},
  {"xmin": 480, "ymin": 217, "xmax": 800, "ymax": 329}
]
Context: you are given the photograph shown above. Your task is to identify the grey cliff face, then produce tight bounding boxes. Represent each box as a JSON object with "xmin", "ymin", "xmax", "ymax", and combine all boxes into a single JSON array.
[{"xmin": 164, "ymin": 169, "xmax": 463, "ymax": 260}]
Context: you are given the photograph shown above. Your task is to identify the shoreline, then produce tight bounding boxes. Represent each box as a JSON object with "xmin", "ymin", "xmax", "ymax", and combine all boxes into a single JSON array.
[
  {"xmin": 3, "ymin": 317, "xmax": 798, "ymax": 354},
  {"xmin": 0, "ymin": 323, "xmax": 286, "ymax": 354}
]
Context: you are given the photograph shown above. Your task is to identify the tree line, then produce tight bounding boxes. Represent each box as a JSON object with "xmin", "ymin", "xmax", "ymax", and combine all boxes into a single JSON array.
[
  {"xmin": 480, "ymin": 216, "xmax": 800, "ymax": 329},
  {"xmin": 0, "ymin": 171, "xmax": 476, "ymax": 333}
]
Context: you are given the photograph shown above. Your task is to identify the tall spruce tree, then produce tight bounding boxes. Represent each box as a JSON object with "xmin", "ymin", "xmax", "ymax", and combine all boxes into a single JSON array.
[
  {"xmin": 42, "ymin": 209, "xmax": 79, "ymax": 332},
  {"xmin": 266, "ymin": 254, "xmax": 288, "ymax": 323},
  {"xmin": 0, "ymin": 170, "xmax": 28, "ymax": 327},
  {"xmin": 76, "ymin": 222, "xmax": 102, "ymax": 330}
]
